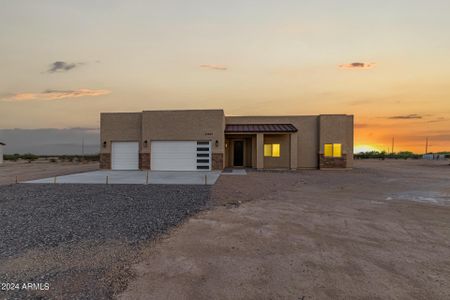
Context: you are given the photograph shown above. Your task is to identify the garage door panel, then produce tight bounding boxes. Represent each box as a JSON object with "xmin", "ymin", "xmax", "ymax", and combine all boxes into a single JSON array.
[
  {"xmin": 152, "ymin": 160, "xmax": 195, "ymax": 171},
  {"xmin": 111, "ymin": 142, "xmax": 139, "ymax": 170},
  {"xmin": 150, "ymin": 153, "xmax": 196, "ymax": 159},
  {"xmin": 151, "ymin": 141, "xmax": 210, "ymax": 171},
  {"xmin": 152, "ymin": 142, "xmax": 195, "ymax": 151}
]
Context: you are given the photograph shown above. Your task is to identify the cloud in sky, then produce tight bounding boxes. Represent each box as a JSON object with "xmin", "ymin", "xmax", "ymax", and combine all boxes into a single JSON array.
[
  {"xmin": 339, "ymin": 62, "xmax": 376, "ymax": 70},
  {"xmin": 199, "ymin": 64, "xmax": 228, "ymax": 71},
  {"xmin": 426, "ymin": 117, "xmax": 449, "ymax": 123},
  {"xmin": 2, "ymin": 89, "xmax": 111, "ymax": 101},
  {"xmin": 387, "ymin": 114, "xmax": 422, "ymax": 120},
  {"xmin": 47, "ymin": 61, "xmax": 82, "ymax": 73}
]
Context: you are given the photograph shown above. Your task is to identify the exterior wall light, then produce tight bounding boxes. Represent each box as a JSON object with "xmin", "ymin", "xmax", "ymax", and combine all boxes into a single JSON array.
[
  {"xmin": 144, "ymin": 140, "xmax": 148, "ymax": 147},
  {"xmin": 103, "ymin": 141, "xmax": 107, "ymax": 148},
  {"xmin": 215, "ymin": 140, "xmax": 219, "ymax": 147}
]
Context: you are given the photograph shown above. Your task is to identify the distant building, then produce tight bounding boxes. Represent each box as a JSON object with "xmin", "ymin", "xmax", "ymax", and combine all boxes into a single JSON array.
[
  {"xmin": 0, "ymin": 142, "xmax": 5, "ymax": 164},
  {"xmin": 423, "ymin": 153, "xmax": 448, "ymax": 160}
]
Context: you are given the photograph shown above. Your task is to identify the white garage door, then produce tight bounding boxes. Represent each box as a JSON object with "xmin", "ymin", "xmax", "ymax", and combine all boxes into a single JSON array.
[
  {"xmin": 151, "ymin": 141, "xmax": 211, "ymax": 171},
  {"xmin": 111, "ymin": 142, "xmax": 139, "ymax": 170}
]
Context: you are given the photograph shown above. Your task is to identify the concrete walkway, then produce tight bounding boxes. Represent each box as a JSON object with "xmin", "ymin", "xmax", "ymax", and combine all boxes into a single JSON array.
[
  {"xmin": 24, "ymin": 170, "xmax": 222, "ymax": 185},
  {"xmin": 221, "ymin": 169, "xmax": 247, "ymax": 176}
]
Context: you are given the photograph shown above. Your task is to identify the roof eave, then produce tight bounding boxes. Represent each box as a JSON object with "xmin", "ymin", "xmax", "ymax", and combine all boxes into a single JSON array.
[{"xmin": 225, "ymin": 130, "xmax": 298, "ymax": 133}]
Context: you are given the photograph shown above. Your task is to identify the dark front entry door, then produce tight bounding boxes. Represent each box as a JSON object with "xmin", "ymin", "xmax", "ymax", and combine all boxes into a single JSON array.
[{"xmin": 233, "ymin": 141, "xmax": 244, "ymax": 166}]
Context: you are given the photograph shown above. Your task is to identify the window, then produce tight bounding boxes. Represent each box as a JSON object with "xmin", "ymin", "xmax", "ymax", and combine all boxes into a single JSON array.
[
  {"xmin": 324, "ymin": 143, "xmax": 342, "ymax": 157},
  {"xmin": 272, "ymin": 144, "xmax": 280, "ymax": 157},
  {"xmin": 264, "ymin": 144, "xmax": 280, "ymax": 157},
  {"xmin": 324, "ymin": 144, "xmax": 333, "ymax": 157},
  {"xmin": 264, "ymin": 144, "xmax": 272, "ymax": 157},
  {"xmin": 333, "ymin": 144, "xmax": 342, "ymax": 157}
]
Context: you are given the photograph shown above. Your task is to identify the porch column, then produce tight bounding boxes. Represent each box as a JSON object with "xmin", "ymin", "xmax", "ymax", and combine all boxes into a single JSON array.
[
  {"xmin": 290, "ymin": 133, "xmax": 298, "ymax": 170},
  {"xmin": 256, "ymin": 133, "xmax": 264, "ymax": 170}
]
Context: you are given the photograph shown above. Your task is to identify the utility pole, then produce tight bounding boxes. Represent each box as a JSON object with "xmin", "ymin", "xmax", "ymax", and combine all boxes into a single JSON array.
[
  {"xmin": 391, "ymin": 137, "xmax": 395, "ymax": 154},
  {"xmin": 425, "ymin": 137, "xmax": 429, "ymax": 154},
  {"xmin": 81, "ymin": 136, "xmax": 85, "ymax": 157}
]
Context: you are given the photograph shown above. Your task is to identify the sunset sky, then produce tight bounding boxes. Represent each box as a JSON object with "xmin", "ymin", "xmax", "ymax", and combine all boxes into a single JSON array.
[{"xmin": 0, "ymin": 0, "xmax": 449, "ymax": 153}]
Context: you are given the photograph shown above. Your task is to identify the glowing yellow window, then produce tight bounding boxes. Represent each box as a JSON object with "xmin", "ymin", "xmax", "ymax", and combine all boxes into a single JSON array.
[
  {"xmin": 324, "ymin": 144, "xmax": 333, "ymax": 157},
  {"xmin": 333, "ymin": 144, "xmax": 342, "ymax": 157},
  {"xmin": 272, "ymin": 144, "xmax": 280, "ymax": 157},
  {"xmin": 264, "ymin": 144, "xmax": 272, "ymax": 157}
]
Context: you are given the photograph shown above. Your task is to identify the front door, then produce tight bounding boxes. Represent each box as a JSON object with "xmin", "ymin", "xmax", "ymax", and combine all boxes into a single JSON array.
[{"xmin": 233, "ymin": 141, "xmax": 244, "ymax": 166}]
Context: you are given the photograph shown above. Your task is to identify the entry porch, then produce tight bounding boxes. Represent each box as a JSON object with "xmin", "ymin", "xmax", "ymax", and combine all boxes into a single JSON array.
[{"xmin": 224, "ymin": 124, "xmax": 298, "ymax": 170}]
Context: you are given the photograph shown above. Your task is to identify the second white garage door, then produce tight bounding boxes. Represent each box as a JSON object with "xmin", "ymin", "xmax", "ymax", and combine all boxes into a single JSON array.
[{"xmin": 151, "ymin": 141, "xmax": 210, "ymax": 171}]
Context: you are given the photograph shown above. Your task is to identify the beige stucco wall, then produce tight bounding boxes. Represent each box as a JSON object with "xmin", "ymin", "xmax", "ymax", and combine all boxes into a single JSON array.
[
  {"xmin": 347, "ymin": 115, "xmax": 354, "ymax": 168},
  {"xmin": 263, "ymin": 134, "xmax": 290, "ymax": 169},
  {"xmin": 245, "ymin": 138, "xmax": 253, "ymax": 167},
  {"xmin": 226, "ymin": 116, "xmax": 321, "ymax": 169},
  {"xmin": 0, "ymin": 145, "xmax": 4, "ymax": 164},
  {"xmin": 319, "ymin": 115, "xmax": 354, "ymax": 168},
  {"xmin": 101, "ymin": 110, "xmax": 225, "ymax": 153},
  {"xmin": 141, "ymin": 110, "xmax": 225, "ymax": 154},
  {"xmin": 226, "ymin": 114, "xmax": 353, "ymax": 169},
  {"xmin": 100, "ymin": 112, "xmax": 142, "ymax": 153}
]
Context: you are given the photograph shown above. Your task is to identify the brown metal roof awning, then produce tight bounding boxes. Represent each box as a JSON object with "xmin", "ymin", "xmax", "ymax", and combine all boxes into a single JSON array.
[{"xmin": 225, "ymin": 124, "xmax": 298, "ymax": 133}]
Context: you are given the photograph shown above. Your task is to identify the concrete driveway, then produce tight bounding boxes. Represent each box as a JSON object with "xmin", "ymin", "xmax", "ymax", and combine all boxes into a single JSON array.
[{"xmin": 24, "ymin": 170, "xmax": 221, "ymax": 185}]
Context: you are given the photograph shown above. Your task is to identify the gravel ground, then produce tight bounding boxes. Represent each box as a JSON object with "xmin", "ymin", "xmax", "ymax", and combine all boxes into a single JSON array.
[{"xmin": 0, "ymin": 184, "xmax": 211, "ymax": 299}]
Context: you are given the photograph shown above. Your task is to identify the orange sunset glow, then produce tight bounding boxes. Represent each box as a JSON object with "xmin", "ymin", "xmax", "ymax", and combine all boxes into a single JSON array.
[{"xmin": 0, "ymin": 1, "xmax": 449, "ymax": 154}]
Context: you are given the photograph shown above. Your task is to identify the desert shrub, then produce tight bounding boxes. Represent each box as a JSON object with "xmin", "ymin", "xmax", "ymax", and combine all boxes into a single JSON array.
[
  {"xmin": 355, "ymin": 151, "xmax": 421, "ymax": 160},
  {"xmin": 355, "ymin": 151, "xmax": 386, "ymax": 160},
  {"xmin": 21, "ymin": 153, "xmax": 38, "ymax": 162},
  {"xmin": 59, "ymin": 155, "xmax": 69, "ymax": 162},
  {"xmin": 4, "ymin": 153, "xmax": 21, "ymax": 161}
]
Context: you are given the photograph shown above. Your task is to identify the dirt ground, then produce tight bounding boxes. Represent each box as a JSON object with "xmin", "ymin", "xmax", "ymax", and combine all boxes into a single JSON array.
[
  {"xmin": 0, "ymin": 160, "xmax": 99, "ymax": 185},
  {"xmin": 119, "ymin": 160, "xmax": 450, "ymax": 300}
]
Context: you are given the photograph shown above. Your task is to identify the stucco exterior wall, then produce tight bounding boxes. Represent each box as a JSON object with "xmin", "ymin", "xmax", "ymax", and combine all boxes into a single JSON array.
[
  {"xmin": 0, "ymin": 145, "xmax": 4, "ymax": 164},
  {"xmin": 319, "ymin": 115, "xmax": 351, "ymax": 152},
  {"xmin": 245, "ymin": 138, "xmax": 253, "ymax": 167},
  {"xmin": 225, "ymin": 115, "xmax": 321, "ymax": 169},
  {"xmin": 141, "ymin": 110, "xmax": 225, "ymax": 154},
  {"xmin": 224, "ymin": 140, "xmax": 231, "ymax": 167},
  {"xmin": 262, "ymin": 134, "xmax": 290, "ymax": 169},
  {"xmin": 346, "ymin": 115, "xmax": 354, "ymax": 168},
  {"xmin": 100, "ymin": 112, "xmax": 142, "ymax": 153},
  {"xmin": 319, "ymin": 115, "xmax": 354, "ymax": 168}
]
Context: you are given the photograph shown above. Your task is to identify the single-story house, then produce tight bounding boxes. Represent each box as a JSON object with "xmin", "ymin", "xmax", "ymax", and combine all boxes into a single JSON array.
[
  {"xmin": 0, "ymin": 142, "xmax": 5, "ymax": 164},
  {"xmin": 100, "ymin": 109, "xmax": 353, "ymax": 171}
]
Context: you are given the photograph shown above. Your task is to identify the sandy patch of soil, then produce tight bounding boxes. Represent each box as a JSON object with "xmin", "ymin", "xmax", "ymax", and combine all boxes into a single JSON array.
[
  {"xmin": 0, "ymin": 161, "xmax": 98, "ymax": 185},
  {"xmin": 119, "ymin": 160, "xmax": 450, "ymax": 299}
]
